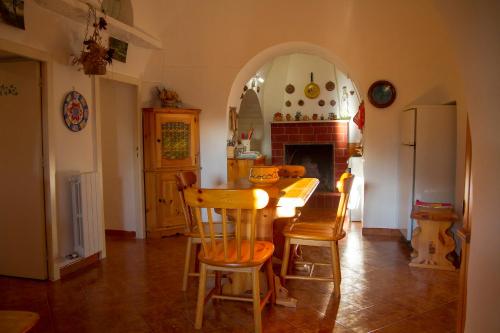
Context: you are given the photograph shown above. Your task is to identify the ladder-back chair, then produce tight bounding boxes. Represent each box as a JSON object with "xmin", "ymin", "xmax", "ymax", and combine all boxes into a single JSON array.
[
  {"xmin": 176, "ymin": 171, "xmax": 234, "ymax": 291},
  {"xmin": 176, "ymin": 171, "xmax": 201, "ymax": 291},
  {"xmin": 280, "ymin": 172, "xmax": 354, "ymax": 295},
  {"xmin": 183, "ymin": 187, "xmax": 275, "ymax": 333}
]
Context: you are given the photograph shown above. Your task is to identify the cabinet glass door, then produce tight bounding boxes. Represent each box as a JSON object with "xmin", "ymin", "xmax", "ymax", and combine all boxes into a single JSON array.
[{"xmin": 155, "ymin": 113, "xmax": 197, "ymax": 168}]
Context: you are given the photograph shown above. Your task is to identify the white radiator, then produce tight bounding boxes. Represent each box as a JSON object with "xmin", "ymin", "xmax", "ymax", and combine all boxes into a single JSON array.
[{"xmin": 70, "ymin": 172, "xmax": 103, "ymax": 258}]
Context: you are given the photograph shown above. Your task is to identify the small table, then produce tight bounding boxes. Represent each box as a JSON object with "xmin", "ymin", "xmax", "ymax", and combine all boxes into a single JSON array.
[
  {"xmin": 410, "ymin": 206, "xmax": 457, "ymax": 271},
  {"xmin": 217, "ymin": 177, "xmax": 319, "ymax": 306}
]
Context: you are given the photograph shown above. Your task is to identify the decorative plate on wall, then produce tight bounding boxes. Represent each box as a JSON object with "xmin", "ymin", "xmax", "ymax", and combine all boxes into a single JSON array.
[
  {"xmin": 63, "ymin": 90, "xmax": 89, "ymax": 132},
  {"xmin": 285, "ymin": 100, "xmax": 292, "ymax": 107},
  {"xmin": 367, "ymin": 80, "xmax": 397, "ymax": 108},
  {"xmin": 325, "ymin": 81, "xmax": 335, "ymax": 91},
  {"xmin": 318, "ymin": 99, "xmax": 325, "ymax": 106},
  {"xmin": 298, "ymin": 99, "xmax": 304, "ymax": 106},
  {"xmin": 285, "ymin": 84, "xmax": 295, "ymax": 94},
  {"xmin": 330, "ymin": 99, "xmax": 336, "ymax": 106}
]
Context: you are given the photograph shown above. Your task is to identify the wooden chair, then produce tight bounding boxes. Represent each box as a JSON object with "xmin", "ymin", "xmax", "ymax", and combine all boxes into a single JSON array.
[
  {"xmin": 183, "ymin": 187, "xmax": 275, "ymax": 333},
  {"xmin": 0, "ymin": 311, "xmax": 39, "ymax": 333},
  {"xmin": 278, "ymin": 165, "xmax": 306, "ymax": 178},
  {"xmin": 176, "ymin": 171, "xmax": 234, "ymax": 291},
  {"xmin": 280, "ymin": 172, "xmax": 354, "ymax": 295}
]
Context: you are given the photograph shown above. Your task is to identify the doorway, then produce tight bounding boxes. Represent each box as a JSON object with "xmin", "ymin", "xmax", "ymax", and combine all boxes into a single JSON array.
[
  {"xmin": 457, "ymin": 117, "xmax": 472, "ymax": 332},
  {"xmin": 238, "ymin": 89, "xmax": 264, "ymax": 152},
  {"xmin": 99, "ymin": 78, "xmax": 141, "ymax": 236},
  {"xmin": 0, "ymin": 57, "xmax": 47, "ymax": 279}
]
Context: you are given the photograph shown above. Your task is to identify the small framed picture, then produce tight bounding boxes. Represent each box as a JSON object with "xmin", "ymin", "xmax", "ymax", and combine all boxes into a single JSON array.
[
  {"xmin": 109, "ymin": 37, "xmax": 128, "ymax": 63},
  {"xmin": 367, "ymin": 80, "xmax": 397, "ymax": 108}
]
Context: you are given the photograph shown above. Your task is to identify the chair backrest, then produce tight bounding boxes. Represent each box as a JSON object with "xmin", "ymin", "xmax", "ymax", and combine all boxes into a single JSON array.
[
  {"xmin": 183, "ymin": 187, "xmax": 269, "ymax": 265},
  {"xmin": 333, "ymin": 172, "xmax": 355, "ymax": 237},
  {"xmin": 175, "ymin": 171, "xmax": 198, "ymax": 233},
  {"xmin": 278, "ymin": 165, "xmax": 306, "ymax": 178}
]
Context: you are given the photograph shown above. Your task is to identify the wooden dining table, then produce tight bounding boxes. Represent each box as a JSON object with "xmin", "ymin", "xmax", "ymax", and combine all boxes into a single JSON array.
[{"xmin": 216, "ymin": 177, "xmax": 319, "ymax": 306}]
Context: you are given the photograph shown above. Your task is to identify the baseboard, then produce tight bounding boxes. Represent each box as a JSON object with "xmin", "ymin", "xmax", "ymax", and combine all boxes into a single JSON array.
[
  {"xmin": 105, "ymin": 229, "xmax": 136, "ymax": 238},
  {"xmin": 362, "ymin": 227, "xmax": 401, "ymax": 237},
  {"xmin": 60, "ymin": 252, "xmax": 100, "ymax": 278}
]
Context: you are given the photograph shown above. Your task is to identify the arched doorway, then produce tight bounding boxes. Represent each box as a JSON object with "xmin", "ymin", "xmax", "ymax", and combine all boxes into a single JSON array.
[
  {"xmin": 225, "ymin": 43, "xmax": 364, "ymax": 214},
  {"xmin": 238, "ymin": 89, "xmax": 264, "ymax": 153}
]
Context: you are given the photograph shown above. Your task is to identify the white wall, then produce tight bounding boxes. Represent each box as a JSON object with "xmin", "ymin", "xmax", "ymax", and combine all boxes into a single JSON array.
[
  {"xmin": 100, "ymin": 79, "xmax": 138, "ymax": 232},
  {"xmin": 434, "ymin": 1, "xmax": 500, "ymax": 331},
  {"xmin": 261, "ymin": 55, "xmax": 290, "ymax": 161},
  {"xmin": 280, "ymin": 54, "xmax": 341, "ymax": 118}
]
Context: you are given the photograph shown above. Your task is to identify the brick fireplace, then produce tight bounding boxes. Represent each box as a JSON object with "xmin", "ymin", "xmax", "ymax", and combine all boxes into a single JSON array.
[{"xmin": 271, "ymin": 120, "xmax": 349, "ymax": 208}]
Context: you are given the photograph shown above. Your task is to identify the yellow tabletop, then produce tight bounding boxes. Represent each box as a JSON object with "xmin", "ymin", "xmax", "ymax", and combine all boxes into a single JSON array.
[{"xmin": 218, "ymin": 177, "xmax": 319, "ymax": 208}]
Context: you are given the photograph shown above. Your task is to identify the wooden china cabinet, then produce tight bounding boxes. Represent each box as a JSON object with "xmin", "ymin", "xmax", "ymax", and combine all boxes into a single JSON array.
[{"xmin": 142, "ymin": 107, "xmax": 201, "ymax": 238}]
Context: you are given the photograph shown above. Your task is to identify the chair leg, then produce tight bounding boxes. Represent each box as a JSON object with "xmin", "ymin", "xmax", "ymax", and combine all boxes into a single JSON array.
[
  {"xmin": 252, "ymin": 267, "xmax": 262, "ymax": 333},
  {"xmin": 289, "ymin": 244, "xmax": 301, "ymax": 275},
  {"xmin": 194, "ymin": 244, "xmax": 201, "ymax": 273},
  {"xmin": 280, "ymin": 237, "xmax": 291, "ymax": 286},
  {"xmin": 265, "ymin": 259, "xmax": 276, "ymax": 305},
  {"xmin": 195, "ymin": 263, "xmax": 207, "ymax": 329},
  {"xmin": 182, "ymin": 237, "xmax": 192, "ymax": 291},
  {"xmin": 214, "ymin": 271, "xmax": 222, "ymax": 303},
  {"xmin": 331, "ymin": 241, "xmax": 341, "ymax": 295}
]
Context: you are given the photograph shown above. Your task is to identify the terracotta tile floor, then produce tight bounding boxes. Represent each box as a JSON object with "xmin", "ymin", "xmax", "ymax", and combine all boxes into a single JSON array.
[{"xmin": 0, "ymin": 209, "xmax": 459, "ymax": 332}]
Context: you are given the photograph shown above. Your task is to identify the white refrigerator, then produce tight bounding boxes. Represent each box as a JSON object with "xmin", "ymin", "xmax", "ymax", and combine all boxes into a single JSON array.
[{"xmin": 398, "ymin": 105, "xmax": 456, "ymax": 240}]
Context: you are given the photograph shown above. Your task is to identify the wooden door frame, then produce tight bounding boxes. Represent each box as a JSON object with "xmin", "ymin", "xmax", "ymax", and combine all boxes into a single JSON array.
[
  {"xmin": 0, "ymin": 39, "xmax": 59, "ymax": 280},
  {"xmin": 457, "ymin": 116, "xmax": 472, "ymax": 332},
  {"xmin": 93, "ymin": 73, "xmax": 145, "ymax": 244}
]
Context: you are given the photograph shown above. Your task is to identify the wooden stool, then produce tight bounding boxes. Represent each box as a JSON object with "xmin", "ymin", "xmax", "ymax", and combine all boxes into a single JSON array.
[{"xmin": 410, "ymin": 206, "xmax": 457, "ymax": 270}]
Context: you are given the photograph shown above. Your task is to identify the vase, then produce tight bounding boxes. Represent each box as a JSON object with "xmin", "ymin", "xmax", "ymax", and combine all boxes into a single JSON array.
[{"xmin": 249, "ymin": 166, "xmax": 280, "ymax": 186}]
